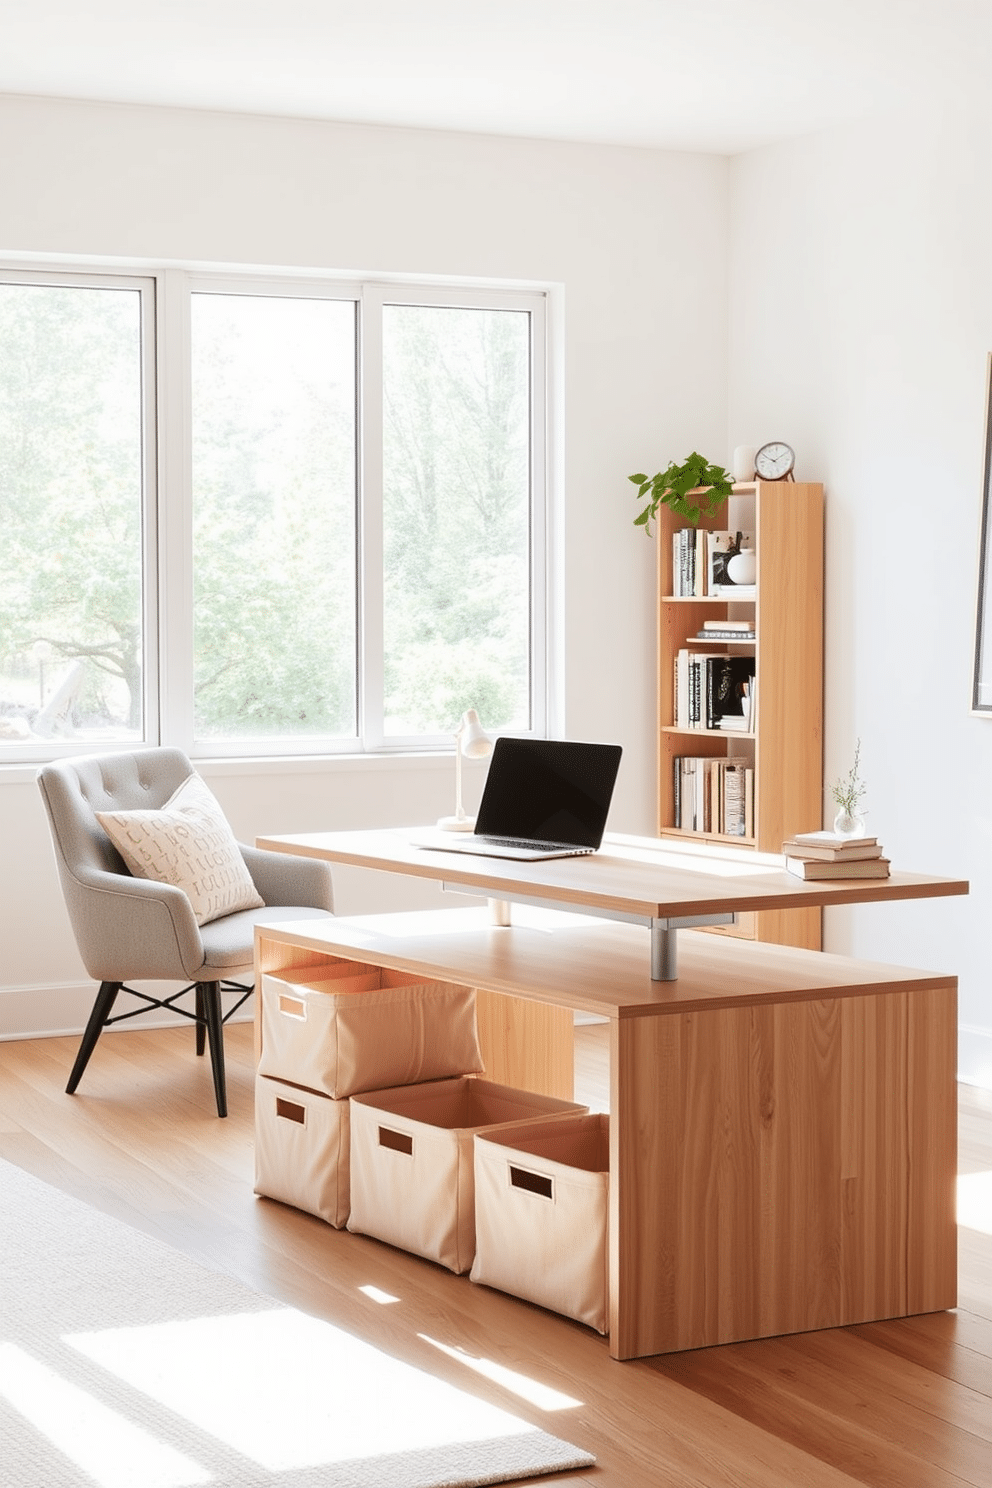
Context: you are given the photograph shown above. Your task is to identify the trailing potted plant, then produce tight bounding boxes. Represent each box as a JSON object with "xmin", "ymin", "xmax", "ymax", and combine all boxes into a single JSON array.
[{"xmin": 629, "ymin": 452, "xmax": 734, "ymax": 534}]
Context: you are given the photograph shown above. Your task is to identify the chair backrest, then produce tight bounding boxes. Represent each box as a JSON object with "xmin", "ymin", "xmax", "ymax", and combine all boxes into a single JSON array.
[{"xmin": 37, "ymin": 747, "xmax": 195, "ymax": 887}]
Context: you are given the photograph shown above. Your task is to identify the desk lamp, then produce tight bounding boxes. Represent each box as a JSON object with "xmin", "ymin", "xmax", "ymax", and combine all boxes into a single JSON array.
[{"xmin": 438, "ymin": 708, "xmax": 492, "ymax": 830}]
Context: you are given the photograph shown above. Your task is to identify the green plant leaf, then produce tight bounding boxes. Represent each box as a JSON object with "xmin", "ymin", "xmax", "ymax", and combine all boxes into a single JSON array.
[{"xmin": 627, "ymin": 452, "xmax": 733, "ymax": 531}]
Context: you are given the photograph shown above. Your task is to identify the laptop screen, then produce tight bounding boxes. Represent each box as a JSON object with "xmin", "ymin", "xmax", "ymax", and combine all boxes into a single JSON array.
[{"xmin": 473, "ymin": 739, "xmax": 622, "ymax": 848}]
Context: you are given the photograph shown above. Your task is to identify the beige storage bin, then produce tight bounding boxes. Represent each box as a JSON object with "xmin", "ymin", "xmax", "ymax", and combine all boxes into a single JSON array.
[
  {"xmin": 347, "ymin": 1076, "xmax": 588, "ymax": 1274},
  {"xmin": 470, "ymin": 1113, "xmax": 610, "ymax": 1333},
  {"xmin": 258, "ymin": 960, "xmax": 483, "ymax": 1099},
  {"xmin": 253, "ymin": 1074, "xmax": 350, "ymax": 1228}
]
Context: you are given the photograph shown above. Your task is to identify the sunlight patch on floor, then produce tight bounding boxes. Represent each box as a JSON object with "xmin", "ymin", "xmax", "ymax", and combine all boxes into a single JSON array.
[
  {"xmin": 0, "ymin": 1343, "xmax": 209, "ymax": 1488},
  {"xmin": 66, "ymin": 1308, "xmax": 534, "ymax": 1472},
  {"xmin": 419, "ymin": 1334, "xmax": 583, "ymax": 1411},
  {"xmin": 358, "ymin": 1284, "xmax": 401, "ymax": 1304}
]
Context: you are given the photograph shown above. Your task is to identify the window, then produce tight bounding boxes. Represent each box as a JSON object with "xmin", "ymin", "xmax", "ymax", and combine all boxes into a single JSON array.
[
  {"xmin": 0, "ymin": 273, "xmax": 154, "ymax": 753},
  {"xmin": 0, "ymin": 268, "xmax": 550, "ymax": 760},
  {"xmin": 379, "ymin": 300, "xmax": 535, "ymax": 742}
]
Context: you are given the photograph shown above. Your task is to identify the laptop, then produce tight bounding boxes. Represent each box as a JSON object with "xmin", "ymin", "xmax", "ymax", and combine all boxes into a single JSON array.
[{"xmin": 419, "ymin": 737, "xmax": 623, "ymax": 860}]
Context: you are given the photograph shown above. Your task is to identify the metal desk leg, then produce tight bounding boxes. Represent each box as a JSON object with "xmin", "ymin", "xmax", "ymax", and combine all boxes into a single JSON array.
[
  {"xmin": 650, "ymin": 914, "xmax": 737, "ymax": 980},
  {"xmin": 651, "ymin": 923, "xmax": 678, "ymax": 981}
]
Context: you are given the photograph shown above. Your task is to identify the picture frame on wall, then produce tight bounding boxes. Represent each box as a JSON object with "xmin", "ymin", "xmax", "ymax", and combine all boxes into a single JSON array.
[{"xmin": 973, "ymin": 353, "xmax": 992, "ymax": 713}]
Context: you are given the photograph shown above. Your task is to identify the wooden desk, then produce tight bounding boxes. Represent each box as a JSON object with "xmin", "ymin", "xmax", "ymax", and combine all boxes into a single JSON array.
[
  {"xmin": 256, "ymin": 828, "xmax": 969, "ymax": 979},
  {"xmin": 255, "ymin": 896, "xmax": 961, "ymax": 1361}
]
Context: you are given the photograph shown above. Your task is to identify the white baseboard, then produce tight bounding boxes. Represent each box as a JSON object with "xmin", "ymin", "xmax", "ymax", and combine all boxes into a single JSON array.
[{"xmin": 0, "ymin": 981, "xmax": 254, "ymax": 1041}]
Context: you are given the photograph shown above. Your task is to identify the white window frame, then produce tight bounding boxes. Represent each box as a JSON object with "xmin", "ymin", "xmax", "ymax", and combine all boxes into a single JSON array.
[
  {"xmin": 0, "ymin": 259, "xmax": 555, "ymax": 763},
  {"xmin": 359, "ymin": 281, "xmax": 548, "ymax": 754},
  {"xmin": 0, "ymin": 265, "xmax": 159, "ymax": 765}
]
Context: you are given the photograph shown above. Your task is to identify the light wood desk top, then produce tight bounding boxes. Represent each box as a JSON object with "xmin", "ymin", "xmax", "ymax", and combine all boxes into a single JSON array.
[
  {"xmin": 254, "ymin": 905, "xmax": 952, "ymax": 1023},
  {"xmin": 257, "ymin": 827, "xmax": 969, "ymax": 920}
]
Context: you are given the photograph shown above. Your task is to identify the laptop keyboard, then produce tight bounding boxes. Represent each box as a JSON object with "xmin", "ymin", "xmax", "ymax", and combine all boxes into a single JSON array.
[{"xmin": 480, "ymin": 836, "xmax": 590, "ymax": 853}]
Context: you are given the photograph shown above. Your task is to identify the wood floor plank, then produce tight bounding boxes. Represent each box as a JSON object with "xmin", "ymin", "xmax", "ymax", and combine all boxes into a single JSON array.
[
  {"xmin": 846, "ymin": 1315, "xmax": 992, "ymax": 1396},
  {"xmin": 1, "ymin": 1017, "xmax": 990, "ymax": 1488},
  {"xmin": 782, "ymin": 1329, "xmax": 992, "ymax": 1442},
  {"xmin": 651, "ymin": 1331, "xmax": 990, "ymax": 1488}
]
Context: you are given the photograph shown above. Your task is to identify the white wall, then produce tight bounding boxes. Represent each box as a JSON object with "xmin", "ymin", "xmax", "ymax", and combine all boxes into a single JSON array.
[
  {"xmin": 728, "ymin": 102, "xmax": 992, "ymax": 1087},
  {"xmin": 0, "ymin": 94, "xmax": 729, "ymax": 1036}
]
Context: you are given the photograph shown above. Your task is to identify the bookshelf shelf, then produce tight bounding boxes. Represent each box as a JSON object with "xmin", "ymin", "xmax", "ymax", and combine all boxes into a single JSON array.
[
  {"xmin": 657, "ymin": 480, "xmax": 824, "ymax": 950},
  {"xmin": 659, "ymin": 826, "xmax": 756, "ymax": 848},
  {"xmin": 661, "ymin": 594, "xmax": 754, "ymax": 604},
  {"xmin": 662, "ymin": 725, "xmax": 755, "ymax": 739},
  {"xmin": 687, "ymin": 637, "xmax": 756, "ymax": 647}
]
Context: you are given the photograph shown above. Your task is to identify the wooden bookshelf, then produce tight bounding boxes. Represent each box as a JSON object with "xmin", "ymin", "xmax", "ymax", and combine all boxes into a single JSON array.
[{"xmin": 657, "ymin": 480, "xmax": 824, "ymax": 949}]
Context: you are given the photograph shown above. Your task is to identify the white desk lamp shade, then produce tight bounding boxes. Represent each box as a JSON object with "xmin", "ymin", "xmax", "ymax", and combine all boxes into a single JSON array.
[{"xmin": 438, "ymin": 709, "xmax": 493, "ymax": 830}]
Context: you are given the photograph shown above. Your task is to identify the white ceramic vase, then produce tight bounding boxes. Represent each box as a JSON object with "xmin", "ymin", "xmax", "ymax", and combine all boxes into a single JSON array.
[{"xmin": 732, "ymin": 445, "xmax": 756, "ymax": 482}]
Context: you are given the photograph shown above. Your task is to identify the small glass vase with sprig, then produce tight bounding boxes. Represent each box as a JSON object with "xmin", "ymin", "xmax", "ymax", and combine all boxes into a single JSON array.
[{"xmin": 831, "ymin": 739, "xmax": 867, "ymax": 837}]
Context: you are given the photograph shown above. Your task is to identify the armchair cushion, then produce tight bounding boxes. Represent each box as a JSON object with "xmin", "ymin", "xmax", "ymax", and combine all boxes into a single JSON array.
[{"xmin": 95, "ymin": 771, "xmax": 264, "ymax": 927}]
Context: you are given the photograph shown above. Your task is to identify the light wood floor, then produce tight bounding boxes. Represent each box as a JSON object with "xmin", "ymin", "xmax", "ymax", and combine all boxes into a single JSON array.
[{"xmin": 1, "ymin": 1020, "xmax": 990, "ymax": 1488}]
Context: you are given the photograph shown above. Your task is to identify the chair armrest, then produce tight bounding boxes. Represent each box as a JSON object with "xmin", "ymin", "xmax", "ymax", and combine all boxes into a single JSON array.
[
  {"xmin": 57, "ymin": 862, "xmax": 207, "ymax": 982},
  {"xmin": 240, "ymin": 844, "xmax": 334, "ymax": 912}
]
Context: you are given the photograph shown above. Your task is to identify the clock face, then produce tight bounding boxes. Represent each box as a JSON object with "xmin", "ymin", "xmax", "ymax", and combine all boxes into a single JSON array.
[{"xmin": 755, "ymin": 441, "xmax": 795, "ymax": 480}]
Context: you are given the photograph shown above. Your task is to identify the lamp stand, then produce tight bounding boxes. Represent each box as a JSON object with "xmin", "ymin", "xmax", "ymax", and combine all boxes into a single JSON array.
[{"xmin": 438, "ymin": 742, "xmax": 475, "ymax": 830}]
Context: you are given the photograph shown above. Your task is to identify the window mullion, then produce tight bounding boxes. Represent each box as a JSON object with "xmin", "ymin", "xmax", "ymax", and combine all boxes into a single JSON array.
[
  {"xmin": 359, "ymin": 287, "xmax": 385, "ymax": 750},
  {"xmin": 156, "ymin": 269, "xmax": 194, "ymax": 752},
  {"xmin": 528, "ymin": 300, "xmax": 548, "ymax": 738},
  {"xmin": 139, "ymin": 278, "xmax": 161, "ymax": 747}
]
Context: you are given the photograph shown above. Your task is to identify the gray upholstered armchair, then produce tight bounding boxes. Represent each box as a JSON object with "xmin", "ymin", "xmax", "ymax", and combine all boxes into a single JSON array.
[{"xmin": 37, "ymin": 747, "xmax": 334, "ymax": 1117}]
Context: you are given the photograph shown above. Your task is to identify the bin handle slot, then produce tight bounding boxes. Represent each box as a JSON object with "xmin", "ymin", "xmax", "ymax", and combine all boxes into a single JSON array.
[
  {"xmin": 510, "ymin": 1164, "xmax": 554, "ymax": 1200},
  {"xmin": 379, "ymin": 1126, "xmax": 413, "ymax": 1156},
  {"xmin": 275, "ymin": 1097, "xmax": 307, "ymax": 1125},
  {"xmin": 278, "ymin": 994, "xmax": 307, "ymax": 1020}
]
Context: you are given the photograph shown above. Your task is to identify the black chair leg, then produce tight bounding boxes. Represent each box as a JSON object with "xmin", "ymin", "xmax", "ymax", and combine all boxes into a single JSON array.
[
  {"xmin": 66, "ymin": 981, "xmax": 122, "ymax": 1095},
  {"xmin": 198, "ymin": 980, "xmax": 228, "ymax": 1118},
  {"xmin": 195, "ymin": 984, "xmax": 206, "ymax": 1056}
]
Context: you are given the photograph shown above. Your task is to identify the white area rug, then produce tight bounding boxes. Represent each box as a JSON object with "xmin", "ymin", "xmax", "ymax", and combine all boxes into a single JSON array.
[{"xmin": 0, "ymin": 1159, "xmax": 594, "ymax": 1487}]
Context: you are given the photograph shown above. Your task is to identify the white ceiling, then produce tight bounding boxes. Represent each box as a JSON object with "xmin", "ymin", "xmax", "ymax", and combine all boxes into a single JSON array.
[{"xmin": 0, "ymin": 0, "xmax": 986, "ymax": 155}]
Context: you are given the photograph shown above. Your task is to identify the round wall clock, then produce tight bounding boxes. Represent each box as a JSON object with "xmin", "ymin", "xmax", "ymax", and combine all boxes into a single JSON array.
[{"xmin": 754, "ymin": 441, "xmax": 795, "ymax": 481}]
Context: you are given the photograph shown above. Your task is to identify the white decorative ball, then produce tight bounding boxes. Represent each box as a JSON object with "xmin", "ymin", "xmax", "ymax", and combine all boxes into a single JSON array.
[{"xmin": 726, "ymin": 549, "xmax": 756, "ymax": 585}]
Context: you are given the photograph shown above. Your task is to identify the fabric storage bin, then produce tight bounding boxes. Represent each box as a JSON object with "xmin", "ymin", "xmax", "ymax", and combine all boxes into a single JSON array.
[
  {"xmin": 254, "ymin": 1074, "xmax": 350, "ymax": 1228},
  {"xmin": 347, "ymin": 1076, "xmax": 588, "ymax": 1274},
  {"xmin": 258, "ymin": 961, "xmax": 483, "ymax": 1099},
  {"xmin": 470, "ymin": 1114, "xmax": 610, "ymax": 1333}
]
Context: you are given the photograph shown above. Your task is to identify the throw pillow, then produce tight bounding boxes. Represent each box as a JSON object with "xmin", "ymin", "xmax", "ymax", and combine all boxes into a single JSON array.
[{"xmin": 96, "ymin": 772, "xmax": 264, "ymax": 926}]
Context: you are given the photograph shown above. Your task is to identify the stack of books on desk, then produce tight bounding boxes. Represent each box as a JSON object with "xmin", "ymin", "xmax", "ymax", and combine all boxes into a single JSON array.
[{"xmin": 781, "ymin": 830, "xmax": 890, "ymax": 880}]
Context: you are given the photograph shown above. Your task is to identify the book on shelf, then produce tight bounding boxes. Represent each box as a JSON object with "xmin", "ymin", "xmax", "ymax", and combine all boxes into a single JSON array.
[
  {"xmin": 673, "ymin": 651, "xmax": 755, "ymax": 730},
  {"xmin": 672, "ymin": 526, "xmax": 708, "ymax": 598},
  {"xmin": 675, "ymin": 648, "xmax": 689, "ymax": 728},
  {"xmin": 674, "ymin": 755, "xmax": 753, "ymax": 837},
  {"xmin": 711, "ymin": 583, "xmax": 756, "ymax": 599},
  {"xmin": 694, "ymin": 628, "xmax": 756, "ymax": 642},
  {"xmin": 785, "ymin": 855, "xmax": 891, "ymax": 880},
  {"xmin": 723, "ymin": 761, "xmax": 748, "ymax": 837},
  {"xmin": 706, "ymin": 531, "xmax": 753, "ymax": 593},
  {"xmin": 781, "ymin": 838, "xmax": 883, "ymax": 862},
  {"xmin": 791, "ymin": 830, "xmax": 877, "ymax": 848},
  {"xmin": 702, "ymin": 618, "xmax": 754, "ymax": 632}
]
